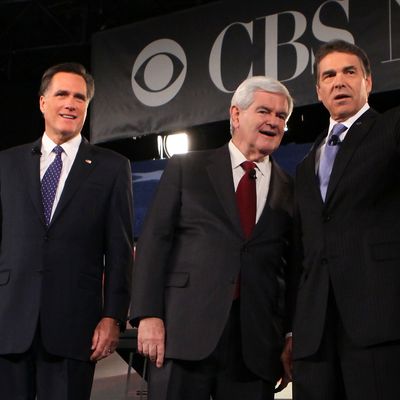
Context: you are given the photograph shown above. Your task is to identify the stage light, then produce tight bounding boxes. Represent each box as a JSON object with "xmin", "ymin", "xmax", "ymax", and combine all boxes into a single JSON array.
[{"xmin": 158, "ymin": 132, "xmax": 189, "ymax": 158}]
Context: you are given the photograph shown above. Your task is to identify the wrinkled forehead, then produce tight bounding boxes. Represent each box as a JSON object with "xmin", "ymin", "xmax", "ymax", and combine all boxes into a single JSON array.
[{"xmin": 317, "ymin": 51, "xmax": 366, "ymax": 78}]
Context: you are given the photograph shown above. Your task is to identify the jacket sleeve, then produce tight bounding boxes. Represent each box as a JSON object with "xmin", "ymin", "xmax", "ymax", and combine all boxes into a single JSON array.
[
  {"xmin": 103, "ymin": 158, "xmax": 134, "ymax": 323},
  {"xmin": 130, "ymin": 156, "xmax": 182, "ymax": 326}
]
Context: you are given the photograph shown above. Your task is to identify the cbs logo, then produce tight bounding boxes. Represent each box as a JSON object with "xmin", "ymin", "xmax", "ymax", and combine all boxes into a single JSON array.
[{"xmin": 131, "ymin": 39, "xmax": 187, "ymax": 107}]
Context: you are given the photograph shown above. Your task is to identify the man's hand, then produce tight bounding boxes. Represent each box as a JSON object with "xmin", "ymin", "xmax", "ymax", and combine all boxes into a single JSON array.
[
  {"xmin": 138, "ymin": 317, "xmax": 165, "ymax": 368},
  {"xmin": 275, "ymin": 336, "xmax": 293, "ymax": 393},
  {"xmin": 90, "ymin": 317, "xmax": 120, "ymax": 361}
]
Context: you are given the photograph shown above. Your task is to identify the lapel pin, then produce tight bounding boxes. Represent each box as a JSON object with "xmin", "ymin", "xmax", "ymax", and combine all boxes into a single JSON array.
[{"xmin": 85, "ymin": 159, "xmax": 92, "ymax": 164}]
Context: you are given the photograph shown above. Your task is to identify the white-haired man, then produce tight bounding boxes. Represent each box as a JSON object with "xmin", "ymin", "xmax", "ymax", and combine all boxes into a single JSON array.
[{"xmin": 132, "ymin": 76, "xmax": 294, "ymax": 400}]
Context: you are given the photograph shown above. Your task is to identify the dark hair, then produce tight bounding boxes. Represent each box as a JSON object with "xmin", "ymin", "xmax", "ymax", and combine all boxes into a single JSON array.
[
  {"xmin": 313, "ymin": 40, "xmax": 371, "ymax": 84},
  {"xmin": 39, "ymin": 62, "xmax": 95, "ymax": 101}
]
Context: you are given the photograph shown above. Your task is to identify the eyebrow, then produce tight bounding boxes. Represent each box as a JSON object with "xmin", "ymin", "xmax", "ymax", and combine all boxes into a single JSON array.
[
  {"xmin": 321, "ymin": 65, "xmax": 357, "ymax": 77},
  {"xmin": 74, "ymin": 93, "xmax": 87, "ymax": 101},
  {"xmin": 343, "ymin": 65, "xmax": 357, "ymax": 72},
  {"xmin": 54, "ymin": 89, "xmax": 87, "ymax": 101},
  {"xmin": 257, "ymin": 106, "xmax": 288, "ymax": 119}
]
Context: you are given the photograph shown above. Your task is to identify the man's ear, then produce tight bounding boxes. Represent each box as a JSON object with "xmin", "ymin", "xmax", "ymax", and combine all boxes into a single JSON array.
[
  {"xmin": 365, "ymin": 74, "xmax": 373, "ymax": 96},
  {"xmin": 39, "ymin": 95, "xmax": 45, "ymax": 114},
  {"xmin": 230, "ymin": 105, "xmax": 240, "ymax": 129},
  {"xmin": 316, "ymin": 84, "xmax": 322, "ymax": 102}
]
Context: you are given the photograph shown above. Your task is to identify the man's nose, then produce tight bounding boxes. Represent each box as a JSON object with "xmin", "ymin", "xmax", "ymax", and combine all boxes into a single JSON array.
[
  {"xmin": 332, "ymin": 73, "xmax": 345, "ymax": 88},
  {"xmin": 265, "ymin": 114, "xmax": 279, "ymax": 128},
  {"xmin": 64, "ymin": 102, "xmax": 76, "ymax": 111}
]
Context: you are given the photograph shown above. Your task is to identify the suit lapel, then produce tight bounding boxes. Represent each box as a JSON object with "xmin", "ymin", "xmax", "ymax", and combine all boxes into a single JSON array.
[
  {"xmin": 300, "ymin": 134, "xmax": 326, "ymax": 205},
  {"xmin": 265, "ymin": 158, "xmax": 289, "ymax": 210},
  {"xmin": 206, "ymin": 145, "xmax": 243, "ymax": 237},
  {"xmin": 50, "ymin": 140, "xmax": 96, "ymax": 226},
  {"xmin": 21, "ymin": 139, "xmax": 46, "ymax": 225},
  {"xmin": 326, "ymin": 109, "xmax": 378, "ymax": 201},
  {"xmin": 252, "ymin": 158, "xmax": 290, "ymax": 239}
]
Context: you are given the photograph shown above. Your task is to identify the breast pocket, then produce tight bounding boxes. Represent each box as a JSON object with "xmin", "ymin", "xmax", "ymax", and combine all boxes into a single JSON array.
[
  {"xmin": 371, "ymin": 241, "xmax": 400, "ymax": 261},
  {"xmin": 165, "ymin": 272, "xmax": 189, "ymax": 288},
  {"xmin": 0, "ymin": 270, "xmax": 10, "ymax": 286}
]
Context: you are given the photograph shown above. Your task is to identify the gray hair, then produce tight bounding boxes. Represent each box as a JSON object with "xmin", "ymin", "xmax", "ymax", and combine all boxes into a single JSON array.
[{"xmin": 230, "ymin": 75, "xmax": 294, "ymax": 134}]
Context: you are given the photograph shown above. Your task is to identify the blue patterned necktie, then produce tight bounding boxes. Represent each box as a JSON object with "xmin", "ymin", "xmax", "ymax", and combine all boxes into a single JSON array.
[
  {"xmin": 41, "ymin": 145, "xmax": 64, "ymax": 225},
  {"xmin": 318, "ymin": 123, "xmax": 347, "ymax": 201}
]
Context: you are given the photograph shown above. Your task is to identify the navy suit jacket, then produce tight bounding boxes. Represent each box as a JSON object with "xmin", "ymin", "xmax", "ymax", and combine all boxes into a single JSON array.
[{"xmin": 0, "ymin": 138, "xmax": 133, "ymax": 361}]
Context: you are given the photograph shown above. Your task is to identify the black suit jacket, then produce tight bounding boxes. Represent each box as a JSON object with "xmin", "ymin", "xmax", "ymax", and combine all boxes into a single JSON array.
[
  {"xmin": 293, "ymin": 106, "xmax": 400, "ymax": 359},
  {"xmin": 132, "ymin": 144, "xmax": 293, "ymax": 381},
  {"xmin": 0, "ymin": 138, "xmax": 133, "ymax": 361}
]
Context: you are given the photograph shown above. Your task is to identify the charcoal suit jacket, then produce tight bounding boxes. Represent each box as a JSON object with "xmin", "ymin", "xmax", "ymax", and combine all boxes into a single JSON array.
[
  {"xmin": 132, "ymin": 144, "xmax": 293, "ymax": 382},
  {"xmin": 292, "ymin": 106, "xmax": 400, "ymax": 359}
]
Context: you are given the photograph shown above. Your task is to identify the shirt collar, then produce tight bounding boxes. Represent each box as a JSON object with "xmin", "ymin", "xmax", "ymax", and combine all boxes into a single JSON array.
[
  {"xmin": 41, "ymin": 133, "xmax": 82, "ymax": 157},
  {"xmin": 329, "ymin": 103, "xmax": 370, "ymax": 133},
  {"xmin": 228, "ymin": 140, "xmax": 270, "ymax": 177}
]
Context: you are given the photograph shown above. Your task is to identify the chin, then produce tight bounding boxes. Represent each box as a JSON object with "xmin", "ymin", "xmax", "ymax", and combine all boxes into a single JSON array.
[
  {"xmin": 333, "ymin": 111, "xmax": 352, "ymax": 121},
  {"xmin": 260, "ymin": 148, "xmax": 274, "ymax": 157},
  {"xmin": 57, "ymin": 130, "xmax": 80, "ymax": 141}
]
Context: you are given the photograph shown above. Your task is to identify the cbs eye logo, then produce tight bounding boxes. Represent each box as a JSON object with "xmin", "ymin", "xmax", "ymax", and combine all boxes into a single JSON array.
[{"xmin": 131, "ymin": 39, "xmax": 187, "ymax": 107}]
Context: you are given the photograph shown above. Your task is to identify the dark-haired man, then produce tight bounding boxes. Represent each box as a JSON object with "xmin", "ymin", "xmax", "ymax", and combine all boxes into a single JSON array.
[
  {"xmin": 291, "ymin": 40, "xmax": 400, "ymax": 399},
  {"xmin": 0, "ymin": 63, "xmax": 133, "ymax": 399}
]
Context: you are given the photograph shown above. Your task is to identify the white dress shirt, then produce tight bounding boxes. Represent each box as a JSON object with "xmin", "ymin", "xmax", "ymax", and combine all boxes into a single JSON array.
[
  {"xmin": 228, "ymin": 140, "xmax": 271, "ymax": 223},
  {"xmin": 40, "ymin": 133, "xmax": 82, "ymax": 221}
]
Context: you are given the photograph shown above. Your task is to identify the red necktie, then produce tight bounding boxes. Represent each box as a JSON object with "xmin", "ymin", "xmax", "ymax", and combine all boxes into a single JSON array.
[
  {"xmin": 236, "ymin": 161, "xmax": 257, "ymax": 238},
  {"xmin": 233, "ymin": 161, "xmax": 257, "ymax": 299}
]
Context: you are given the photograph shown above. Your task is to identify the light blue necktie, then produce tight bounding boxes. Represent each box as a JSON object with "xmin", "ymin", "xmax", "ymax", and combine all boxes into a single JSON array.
[
  {"xmin": 41, "ymin": 145, "xmax": 64, "ymax": 225},
  {"xmin": 318, "ymin": 123, "xmax": 347, "ymax": 201}
]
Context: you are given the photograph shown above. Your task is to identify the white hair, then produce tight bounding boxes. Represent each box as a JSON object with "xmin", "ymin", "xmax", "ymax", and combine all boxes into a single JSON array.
[{"xmin": 230, "ymin": 75, "xmax": 294, "ymax": 134}]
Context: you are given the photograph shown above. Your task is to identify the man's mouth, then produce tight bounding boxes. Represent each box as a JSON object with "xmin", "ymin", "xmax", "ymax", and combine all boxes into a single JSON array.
[
  {"xmin": 259, "ymin": 130, "xmax": 276, "ymax": 137},
  {"xmin": 60, "ymin": 114, "xmax": 77, "ymax": 119},
  {"xmin": 333, "ymin": 93, "xmax": 351, "ymax": 101}
]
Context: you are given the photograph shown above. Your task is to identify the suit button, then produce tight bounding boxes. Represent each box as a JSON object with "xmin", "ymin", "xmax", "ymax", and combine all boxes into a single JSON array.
[
  {"xmin": 44, "ymin": 235, "xmax": 49, "ymax": 241},
  {"xmin": 241, "ymin": 245, "xmax": 248, "ymax": 253},
  {"xmin": 321, "ymin": 258, "xmax": 328, "ymax": 265},
  {"xmin": 323, "ymin": 214, "xmax": 332, "ymax": 222}
]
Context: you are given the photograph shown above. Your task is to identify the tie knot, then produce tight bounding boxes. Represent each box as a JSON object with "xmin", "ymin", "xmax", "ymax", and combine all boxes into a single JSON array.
[
  {"xmin": 328, "ymin": 123, "xmax": 347, "ymax": 146},
  {"xmin": 52, "ymin": 145, "xmax": 64, "ymax": 156},
  {"xmin": 241, "ymin": 161, "xmax": 256, "ymax": 173},
  {"xmin": 328, "ymin": 135, "xmax": 341, "ymax": 146}
]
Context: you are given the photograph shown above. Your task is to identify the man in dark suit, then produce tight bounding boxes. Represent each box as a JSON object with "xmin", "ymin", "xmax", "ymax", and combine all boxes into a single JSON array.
[
  {"xmin": 290, "ymin": 40, "xmax": 400, "ymax": 399},
  {"xmin": 0, "ymin": 63, "xmax": 133, "ymax": 399},
  {"xmin": 132, "ymin": 76, "xmax": 294, "ymax": 400}
]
